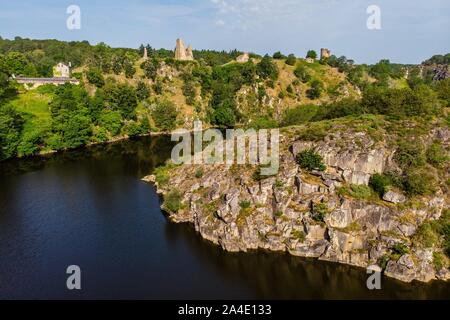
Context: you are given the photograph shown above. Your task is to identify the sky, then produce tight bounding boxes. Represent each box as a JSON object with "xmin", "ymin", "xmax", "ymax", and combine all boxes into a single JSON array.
[{"xmin": 0, "ymin": 0, "xmax": 449, "ymax": 64}]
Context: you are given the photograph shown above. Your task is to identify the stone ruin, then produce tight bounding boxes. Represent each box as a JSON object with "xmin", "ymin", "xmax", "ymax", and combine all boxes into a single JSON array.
[
  {"xmin": 320, "ymin": 48, "xmax": 331, "ymax": 60},
  {"xmin": 143, "ymin": 47, "xmax": 148, "ymax": 60},
  {"xmin": 236, "ymin": 52, "xmax": 250, "ymax": 63},
  {"xmin": 175, "ymin": 38, "xmax": 194, "ymax": 61}
]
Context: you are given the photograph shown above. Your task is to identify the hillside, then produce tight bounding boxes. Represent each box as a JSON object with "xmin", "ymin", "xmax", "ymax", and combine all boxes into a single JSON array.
[{"xmin": 0, "ymin": 37, "xmax": 449, "ymax": 162}]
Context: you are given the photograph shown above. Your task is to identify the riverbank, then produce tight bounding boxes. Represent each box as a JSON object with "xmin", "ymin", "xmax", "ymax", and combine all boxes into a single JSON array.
[{"xmin": 147, "ymin": 119, "xmax": 450, "ymax": 284}]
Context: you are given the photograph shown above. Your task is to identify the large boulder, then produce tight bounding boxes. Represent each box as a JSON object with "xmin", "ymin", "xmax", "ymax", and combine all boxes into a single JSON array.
[{"xmin": 383, "ymin": 190, "xmax": 406, "ymax": 204}]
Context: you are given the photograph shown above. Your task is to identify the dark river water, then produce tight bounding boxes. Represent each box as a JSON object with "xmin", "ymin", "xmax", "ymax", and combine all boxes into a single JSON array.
[{"xmin": 0, "ymin": 136, "xmax": 449, "ymax": 299}]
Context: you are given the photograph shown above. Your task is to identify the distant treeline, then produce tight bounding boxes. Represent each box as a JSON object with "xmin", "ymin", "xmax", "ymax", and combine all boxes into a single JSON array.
[{"xmin": 0, "ymin": 36, "xmax": 249, "ymax": 78}]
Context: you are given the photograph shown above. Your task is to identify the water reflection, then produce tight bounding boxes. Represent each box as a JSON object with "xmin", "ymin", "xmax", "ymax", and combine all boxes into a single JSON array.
[
  {"xmin": 0, "ymin": 135, "xmax": 449, "ymax": 299},
  {"xmin": 164, "ymin": 217, "xmax": 450, "ymax": 299}
]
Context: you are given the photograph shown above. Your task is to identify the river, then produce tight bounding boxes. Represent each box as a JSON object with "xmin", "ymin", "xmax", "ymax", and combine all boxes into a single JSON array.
[{"xmin": 0, "ymin": 136, "xmax": 449, "ymax": 299}]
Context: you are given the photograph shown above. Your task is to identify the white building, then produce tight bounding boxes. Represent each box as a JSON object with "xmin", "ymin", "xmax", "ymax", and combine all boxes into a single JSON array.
[{"xmin": 53, "ymin": 62, "xmax": 70, "ymax": 78}]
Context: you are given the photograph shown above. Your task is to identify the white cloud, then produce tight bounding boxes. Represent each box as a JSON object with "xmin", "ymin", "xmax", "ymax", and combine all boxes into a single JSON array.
[
  {"xmin": 215, "ymin": 19, "xmax": 225, "ymax": 26},
  {"xmin": 209, "ymin": 0, "xmax": 315, "ymax": 30}
]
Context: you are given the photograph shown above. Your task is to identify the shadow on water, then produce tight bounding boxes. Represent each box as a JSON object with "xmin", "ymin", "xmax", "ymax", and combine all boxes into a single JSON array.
[
  {"xmin": 0, "ymin": 135, "xmax": 449, "ymax": 299},
  {"xmin": 164, "ymin": 222, "xmax": 450, "ymax": 299}
]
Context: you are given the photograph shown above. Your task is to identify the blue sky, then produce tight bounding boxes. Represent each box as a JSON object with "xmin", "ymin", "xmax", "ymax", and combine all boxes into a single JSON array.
[{"xmin": 0, "ymin": 0, "xmax": 449, "ymax": 64}]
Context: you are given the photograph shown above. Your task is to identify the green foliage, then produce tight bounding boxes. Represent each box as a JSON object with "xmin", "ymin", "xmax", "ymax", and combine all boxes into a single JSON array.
[
  {"xmin": 346, "ymin": 65, "xmax": 367, "ymax": 88},
  {"xmin": 49, "ymin": 85, "xmax": 93, "ymax": 149},
  {"xmin": 182, "ymin": 78, "xmax": 196, "ymax": 105},
  {"xmin": 0, "ymin": 105, "xmax": 24, "ymax": 160},
  {"xmin": 413, "ymin": 222, "xmax": 440, "ymax": 248},
  {"xmin": 104, "ymin": 83, "xmax": 138, "ymax": 120},
  {"xmin": 394, "ymin": 141, "xmax": 426, "ymax": 169},
  {"xmin": 99, "ymin": 110, "xmax": 122, "ymax": 136},
  {"xmin": 281, "ymin": 105, "xmax": 319, "ymax": 126},
  {"xmin": 315, "ymin": 98, "xmax": 363, "ymax": 120},
  {"xmin": 256, "ymin": 55, "xmax": 279, "ymax": 80},
  {"xmin": 291, "ymin": 229, "xmax": 306, "ymax": 242},
  {"xmin": 346, "ymin": 184, "xmax": 374, "ymax": 200},
  {"xmin": 153, "ymin": 163, "xmax": 177, "ymax": 187},
  {"xmin": 369, "ymin": 173, "xmax": 391, "ymax": 197},
  {"xmin": 211, "ymin": 105, "xmax": 236, "ymax": 128},
  {"xmin": 422, "ymin": 53, "xmax": 450, "ymax": 65},
  {"xmin": 426, "ymin": 141, "xmax": 448, "ymax": 168},
  {"xmin": 92, "ymin": 127, "xmax": 108, "ymax": 143},
  {"xmin": 403, "ymin": 168, "xmax": 437, "ymax": 196},
  {"xmin": 293, "ymin": 65, "xmax": 311, "ymax": 83},
  {"xmin": 3, "ymin": 51, "xmax": 37, "ymax": 76},
  {"xmin": 141, "ymin": 58, "xmax": 160, "ymax": 81},
  {"xmin": 296, "ymin": 149, "xmax": 326, "ymax": 171},
  {"xmin": 123, "ymin": 120, "xmax": 148, "ymax": 137},
  {"xmin": 312, "ymin": 202, "xmax": 328, "ymax": 223},
  {"xmin": 153, "ymin": 80, "xmax": 163, "ymax": 95},
  {"xmin": 272, "ymin": 51, "xmax": 286, "ymax": 59},
  {"xmin": 433, "ymin": 252, "xmax": 446, "ymax": 271},
  {"xmin": 413, "ymin": 210, "xmax": 450, "ymax": 260},
  {"xmin": 249, "ymin": 116, "xmax": 278, "ymax": 129},
  {"xmin": 86, "ymin": 68, "xmax": 105, "ymax": 87},
  {"xmin": 136, "ymin": 81, "xmax": 150, "ymax": 101},
  {"xmin": 434, "ymin": 78, "xmax": 450, "ymax": 106},
  {"xmin": 306, "ymin": 80, "xmax": 323, "ymax": 99},
  {"xmin": 306, "ymin": 50, "xmax": 317, "ymax": 60},
  {"xmin": 163, "ymin": 188, "xmax": 183, "ymax": 213},
  {"xmin": 362, "ymin": 85, "xmax": 440, "ymax": 118},
  {"xmin": 326, "ymin": 55, "xmax": 352, "ymax": 73},
  {"xmin": 285, "ymin": 54, "xmax": 296, "ymax": 66},
  {"xmin": 152, "ymin": 100, "xmax": 177, "ymax": 131},
  {"xmin": 16, "ymin": 128, "xmax": 42, "ymax": 156},
  {"xmin": 195, "ymin": 167, "xmax": 204, "ymax": 178},
  {"xmin": 123, "ymin": 59, "xmax": 136, "ymax": 78},
  {"xmin": 239, "ymin": 200, "xmax": 251, "ymax": 209},
  {"xmin": 390, "ymin": 243, "xmax": 411, "ymax": 261}
]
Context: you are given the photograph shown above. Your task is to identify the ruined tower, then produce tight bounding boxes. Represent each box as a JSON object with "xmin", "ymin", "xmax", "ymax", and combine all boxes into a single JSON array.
[
  {"xmin": 175, "ymin": 38, "xmax": 194, "ymax": 61},
  {"xmin": 143, "ymin": 47, "xmax": 148, "ymax": 60},
  {"xmin": 320, "ymin": 48, "xmax": 331, "ymax": 60}
]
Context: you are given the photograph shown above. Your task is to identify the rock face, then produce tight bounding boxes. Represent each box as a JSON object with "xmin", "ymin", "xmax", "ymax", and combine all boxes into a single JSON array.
[
  {"xmin": 151, "ymin": 127, "xmax": 449, "ymax": 284},
  {"xmin": 383, "ymin": 190, "xmax": 406, "ymax": 204}
]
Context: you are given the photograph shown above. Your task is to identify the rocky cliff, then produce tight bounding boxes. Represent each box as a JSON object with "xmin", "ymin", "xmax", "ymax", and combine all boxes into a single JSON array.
[{"xmin": 147, "ymin": 119, "xmax": 450, "ymax": 283}]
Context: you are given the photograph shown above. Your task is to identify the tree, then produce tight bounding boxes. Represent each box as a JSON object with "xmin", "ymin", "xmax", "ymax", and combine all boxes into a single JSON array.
[
  {"xmin": 306, "ymin": 80, "xmax": 323, "ymax": 99},
  {"xmin": 111, "ymin": 55, "xmax": 122, "ymax": 75},
  {"xmin": 141, "ymin": 58, "xmax": 160, "ymax": 81},
  {"xmin": 182, "ymin": 80, "xmax": 196, "ymax": 105},
  {"xmin": 86, "ymin": 68, "xmax": 105, "ymax": 87},
  {"xmin": 61, "ymin": 111, "xmax": 92, "ymax": 148},
  {"xmin": 211, "ymin": 105, "xmax": 236, "ymax": 128},
  {"xmin": 272, "ymin": 51, "xmax": 286, "ymax": 59},
  {"xmin": 369, "ymin": 59, "xmax": 392, "ymax": 84},
  {"xmin": 0, "ymin": 105, "xmax": 24, "ymax": 160},
  {"xmin": 306, "ymin": 50, "xmax": 317, "ymax": 60},
  {"xmin": 99, "ymin": 110, "xmax": 122, "ymax": 136},
  {"xmin": 296, "ymin": 149, "xmax": 326, "ymax": 171},
  {"xmin": 124, "ymin": 59, "xmax": 136, "ymax": 78},
  {"xmin": 136, "ymin": 81, "xmax": 150, "ymax": 101},
  {"xmin": 3, "ymin": 52, "xmax": 36, "ymax": 76},
  {"xmin": 285, "ymin": 54, "xmax": 297, "ymax": 66},
  {"xmin": 104, "ymin": 83, "xmax": 138, "ymax": 120},
  {"xmin": 404, "ymin": 168, "xmax": 437, "ymax": 196},
  {"xmin": 257, "ymin": 55, "xmax": 279, "ymax": 80},
  {"xmin": 152, "ymin": 100, "xmax": 177, "ymax": 131},
  {"xmin": 294, "ymin": 65, "xmax": 311, "ymax": 83}
]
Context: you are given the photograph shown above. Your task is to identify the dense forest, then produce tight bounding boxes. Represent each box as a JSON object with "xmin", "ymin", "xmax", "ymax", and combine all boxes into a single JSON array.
[{"xmin": 0, "ymin": 36, "xmax": 449, "ymax": 162}]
